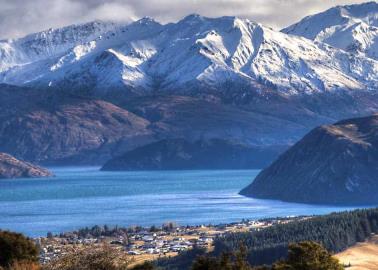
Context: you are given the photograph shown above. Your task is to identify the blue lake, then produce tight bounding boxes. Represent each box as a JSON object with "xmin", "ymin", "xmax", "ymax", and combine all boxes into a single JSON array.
[{"xmin": 0, "ymin": 167, "xmax": 359, "ymax": 237}]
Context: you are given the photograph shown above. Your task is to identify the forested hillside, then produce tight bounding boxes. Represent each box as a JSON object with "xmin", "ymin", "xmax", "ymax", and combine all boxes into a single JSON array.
[
  {"xmin": 158, "ymin": 208, "xmax": 378, "ymax": 269},
  {"xmin": 214, "ymin": 208, "xmax": 378, "ymax": 265}
]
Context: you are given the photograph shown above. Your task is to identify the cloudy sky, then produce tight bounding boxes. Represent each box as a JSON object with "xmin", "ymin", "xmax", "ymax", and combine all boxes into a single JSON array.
[{"xmin": 0, "ymin": 0, "xmax": 366, "ymax": 39}]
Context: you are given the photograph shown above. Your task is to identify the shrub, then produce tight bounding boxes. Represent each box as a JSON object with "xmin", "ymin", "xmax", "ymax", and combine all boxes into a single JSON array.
[
  {"xmin": 42, "ymin": 244, "xmax": 130, "ymax": 270},
  {"xmin": 191, "ymin": 245, "xmax": 269, "ymax": 270},
  {"xmin": 0, "ymin": 231, "xmax": 39, "ymax": 268},
  {"xmin": 272, "ymin": 241, "xmax": 344, "ymax": 270},
  {"xmin": 129, "ymin": 261, "xmax": 155, "ymax": 270}
]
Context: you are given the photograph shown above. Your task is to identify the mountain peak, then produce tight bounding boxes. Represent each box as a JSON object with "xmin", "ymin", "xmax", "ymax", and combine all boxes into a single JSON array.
[
  {"xmin": 183, "ymin": 13, "xmax": 203, "ymax": 20},
  {"xmin": 180, "ymin": 14, "xmax": 242, "ymax": 25},
  {"xmin": 342, "ymin": 1, "xmax": 378, "ymax": 18},
  {"xmin": 180, "ymin": 13, "xmax": 207, "ymax": 24},
  {"xmin": 1, "ymin": 10, "xmax": 378, "ymax": 96},
  {"xmin": 134, "ymin": 17, "xmax": 160, "ymax": 26},
  {"xmin": 282, "ymin": 1, "xmax": 378, "ymax": 59}
]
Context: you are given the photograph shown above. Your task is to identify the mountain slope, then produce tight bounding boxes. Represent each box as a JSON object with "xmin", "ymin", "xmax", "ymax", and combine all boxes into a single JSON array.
[
  {"xmin": 1, "ymin": 14, "xmax": 378, "ymax": 96},
  {"xmin": 283, "ymin": 1, "xmax": 378, "ymax": 60},
  {"xmin": 101, "ymin": 138, "xmax": 286, "ymax": 170},
  {"xmin": 0, "ymin": 152, "xmax": 52, "ymax": 178},
  {"xmin": 0, "ymin": 85, "xmax": 304, "ymax": 164},
  {"xmin": 240, "ymin": 114, "xmax": 378, "ymax": 205},
  {"xmin": 0, "ymin": 85, "xmax": 154, "ymax": 164},
  {"xmin": 0, "ymin": 21, "xmax": 119, "ymax": 72}
]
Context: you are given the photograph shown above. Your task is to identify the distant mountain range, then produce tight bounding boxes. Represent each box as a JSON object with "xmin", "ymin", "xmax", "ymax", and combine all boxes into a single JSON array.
[
  {"xmin": 101, "ymin": 138, "xmax": 285, "ymax": 170},
  {"xmin": 0, "ymin": 2, "xmax": 378, "ymax": 165},
  {"xmin": 2, "ymin": 3, "xmax": 378, "ymax": 95},
  {"xmin": 241, "ymin": 114, "xmax": 378, "ymax": 205}
]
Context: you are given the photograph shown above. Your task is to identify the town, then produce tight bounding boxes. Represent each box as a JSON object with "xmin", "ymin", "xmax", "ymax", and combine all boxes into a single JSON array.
[{"xmin": 36, "ymin": 216, "xmax": 308, "ymax": 266}]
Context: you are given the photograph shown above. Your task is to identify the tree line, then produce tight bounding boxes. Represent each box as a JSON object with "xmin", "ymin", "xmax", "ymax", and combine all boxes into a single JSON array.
[
  {"xmin": 213, "ymin": 208, "xmax": 378, "ymax": 265},
  {"xmin": 3, "ymin": 207, "xmax": 378, "ymax": 269}
]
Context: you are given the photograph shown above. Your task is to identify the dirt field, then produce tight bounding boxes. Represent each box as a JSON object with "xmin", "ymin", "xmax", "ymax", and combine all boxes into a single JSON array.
[{"xmin": 335, "ymin": 236, "xmax": 378, "ymax": 270}]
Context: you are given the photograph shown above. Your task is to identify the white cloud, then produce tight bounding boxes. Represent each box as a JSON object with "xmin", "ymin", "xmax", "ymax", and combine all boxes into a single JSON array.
[
  {"xmin": 0, "ymin": 0, "xmax": 366, "ymax": 39},
  {"xmin": 84, "ymin": 2, "xmax": 137, "ymax": 22}
]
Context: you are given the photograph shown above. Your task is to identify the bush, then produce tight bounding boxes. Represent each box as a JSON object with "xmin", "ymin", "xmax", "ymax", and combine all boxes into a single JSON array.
[
  {"xmin": 42, "ymin": 244, "xmax": 129, "ymax": 270},
  {"xmin": 129, "ymin": 261, "xmax": 155, "ymax": 270},
  {"xmin": 272, "ymin": 241, "xmax": 344, "ymax": 270},
  {"xmin": 0, "ymin": 231, "xmax": 39, "ymax": 268},
  {"xmin": 191, "ymin": 245, "xmax": 269, "ymax": 270}
]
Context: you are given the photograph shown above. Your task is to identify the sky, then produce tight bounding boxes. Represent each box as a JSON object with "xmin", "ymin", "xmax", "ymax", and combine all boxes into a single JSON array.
[{"xmin": 0, "ymin": 0, "xmax": 367, "ymax": 39}]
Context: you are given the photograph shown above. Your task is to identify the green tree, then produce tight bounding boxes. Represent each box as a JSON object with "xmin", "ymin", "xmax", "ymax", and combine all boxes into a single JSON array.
[
  {"xmin": 0, "ymin": 231, "xmax": 39, "ymax": 268},
  {"xmin": 191, "ymin": 256, "xmax": 220, "ymax": 270},
  {"xmin": 191, "ymin": 245, "xmax": 263, "ymax": 270},
  {"xmin": 129, "ymin": 261, "xmax": 155, "ymax": 270},
  {"xmin": 219, "ymin": 253, "xmax": 232, "ymax": 270},
  {"xmin": 234, "ymin": 244, "xmax": 251, "ymax": 270},
  {"xmin": 272, "ymin": 241, "xmax": 344, "ymax": 270},
  {"xmin": 149, "ymin": 225, "xmax": 159, "ymax": 233}
]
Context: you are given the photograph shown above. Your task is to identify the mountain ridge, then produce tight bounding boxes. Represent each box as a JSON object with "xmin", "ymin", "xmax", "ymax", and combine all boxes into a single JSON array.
[
  {"xmin": 1, "ymin": 10, "xmax": 378, "ymax": 97},
  {"xmin": 283, "ymin": 1, "xmax": 378, "ymax": 60},
  {"xmin": 240, "ymin": 114, "xmax": 378, "ymax": 205},
  {"xmin": 101, "ymin": 138, "xmax": 286, "ymax": 171},
  {"xmin": 1, "ymin": 3, "xmax": 378, "ymax": 165}
]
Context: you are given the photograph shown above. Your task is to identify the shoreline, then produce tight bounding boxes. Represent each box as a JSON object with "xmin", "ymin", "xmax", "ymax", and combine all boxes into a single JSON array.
[
  {"xmin": 0, "ymin": 168, "xmax": 360, "ymax": 237},
  {"xmin": 35, "ymin": 215, "xmax": 310, "ymax": 264}
]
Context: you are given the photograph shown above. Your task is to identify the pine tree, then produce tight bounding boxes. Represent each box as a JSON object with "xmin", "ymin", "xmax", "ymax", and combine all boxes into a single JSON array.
[{"xmin": 272, "ymin": 241, "xmax": 344, "ymax": 270}]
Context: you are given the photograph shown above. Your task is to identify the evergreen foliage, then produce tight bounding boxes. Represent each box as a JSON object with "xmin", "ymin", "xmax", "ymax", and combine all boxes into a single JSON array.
[
  {"xmin": 272, "ymin": 241, "xmax": 343, "ymax": 270},
  {"xmin": 214, "ymin": 208, "xmax": 378, "ymax": 265}
]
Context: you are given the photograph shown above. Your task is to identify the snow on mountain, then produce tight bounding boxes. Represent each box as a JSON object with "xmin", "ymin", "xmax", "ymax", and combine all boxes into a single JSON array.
[
  {"xmin": 0, "ymin": 18, "xmax": 164, "ymax": 91},
  {"xmin": 1, "ymin": 11, "xmax": 378, "ymax": 96},
  {"xmin": 282, "ymin": 1, "xmax": 378, "ymax": 60},
  {"xmin": 0, "ymin": 21, "xmax": 120, "ymax": 72}
]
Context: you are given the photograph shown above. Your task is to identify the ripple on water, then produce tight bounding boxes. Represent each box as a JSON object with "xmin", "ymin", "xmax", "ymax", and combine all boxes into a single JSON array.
[{"xmin": 0, "ymin": 168, "xmax": 357, "ymax": 236}]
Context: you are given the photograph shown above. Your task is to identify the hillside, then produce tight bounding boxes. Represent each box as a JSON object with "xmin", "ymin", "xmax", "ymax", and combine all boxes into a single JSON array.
[
  {"xmin": 0, "ymin": 152, "xmax": 52, "ymax": 178},
  {"xmin": 0, "ymin": 85, "xmax": 154, "ymax": 164},
  {"xmin": 336, "ymin": 235, "xmax": 378, "ymax": 270},
  {"xmin": 101, "ymin": 138, "xmax": 286, "ymax": 170},
  {"xmin": 157, "ymin": 208, "xmax": 378, "ymax": 268},
  {"xmin": 240, "ymin": 114, "xmax": 378, "ymax": 205}
]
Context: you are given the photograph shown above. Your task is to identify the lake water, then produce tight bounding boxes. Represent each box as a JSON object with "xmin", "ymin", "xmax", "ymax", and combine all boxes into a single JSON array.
[{"xmin": 0, "ymin": 167, "xmax": 359, "ymax": 237}]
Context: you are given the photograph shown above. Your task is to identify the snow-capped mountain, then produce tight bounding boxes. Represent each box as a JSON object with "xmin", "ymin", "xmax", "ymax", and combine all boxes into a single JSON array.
[
  {"xmin": 283, "ymin": 1, "xmax": 378, "ymax": 60},
  {"xmin": 0, "ymin": 21, "xmax": 119, "ymax": 72},
  {"xmin": 2, "ymin": 2, "xmax": 378, "ymax": 165},
  {"xmin": 1, "ymin": 11, "xmax": 378, "ymax": 96}
]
